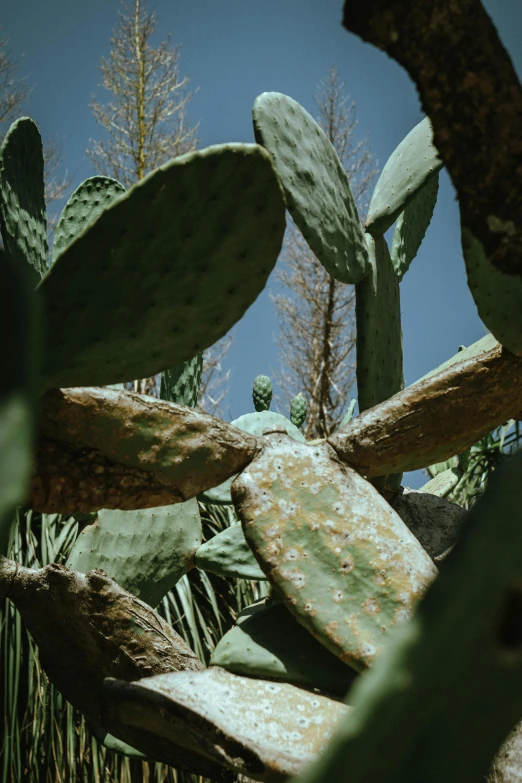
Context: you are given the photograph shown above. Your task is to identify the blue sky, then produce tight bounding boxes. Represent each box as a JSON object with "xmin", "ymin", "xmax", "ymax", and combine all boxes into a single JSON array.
[{"xmin": 3, "ymin": 0, "xmax": 521, "ymax": 487}]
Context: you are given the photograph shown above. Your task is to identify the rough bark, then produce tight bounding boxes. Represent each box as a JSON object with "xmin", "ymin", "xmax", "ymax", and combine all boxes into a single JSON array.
[
  {"xmin": 0, "ymin": 558, "xmax": 202, "ymax": 721},
  {"xmin": 33, "ymin": 387, "xmax": 259, "ymax": 512},
  {"xmin": 342, "ymin": 0, "xmax": 522, "ymax": 276},
  {"xmin": 328, "ymin": 343, "xmax": 522, "ymax": 477},
  {"xmin": 31, "ymin": 437, "xmax": 187, "ymax": 513}
]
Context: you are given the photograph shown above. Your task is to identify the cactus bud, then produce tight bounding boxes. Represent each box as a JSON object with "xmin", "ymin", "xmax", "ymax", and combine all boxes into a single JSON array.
[{"xmin": 252, "ymin": 375, "xmax": 272, "ymax": 411}]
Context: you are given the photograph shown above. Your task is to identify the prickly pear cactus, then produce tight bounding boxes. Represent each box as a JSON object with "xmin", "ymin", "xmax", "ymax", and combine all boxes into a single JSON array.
[
  {"xmin": 51, "ymin": 175, "xmax": 126, "ymax": 263},
  {"xmin": 232, "ymin": 432, "xmax": 436, "ymax": 671},
  {"xmin": 252, "ymin": 374, "xmax": 273, "ymax": 411},
  {"xmin": 290, "ymin": 392, "xmax": 307, "ymax": 428},
  {"xmin": 0, "ymin": 118, "xmax": 48, "ymax": 285},
  {"xmin": 198, "ymin": 399, "xmax": 306, "ymax": 505}
]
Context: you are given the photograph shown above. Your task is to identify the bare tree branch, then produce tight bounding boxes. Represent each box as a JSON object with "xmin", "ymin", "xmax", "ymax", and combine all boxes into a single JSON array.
[
  {"xmin": 86, "ymin": 0, "xmax": 199, "ymax": 188},
  {"xmin": 0, "ymin": 34, "xmax": 29, "ymax": 127},
  {"xmin": 271, "ymin": 67, "xmax": 377, "ymax": 439}
]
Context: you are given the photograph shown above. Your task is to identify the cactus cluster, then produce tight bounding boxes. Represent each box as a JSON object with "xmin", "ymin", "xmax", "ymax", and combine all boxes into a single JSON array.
[{"xmin": 1, "ymin": 83, "xmax": 522, "ymax": 783}]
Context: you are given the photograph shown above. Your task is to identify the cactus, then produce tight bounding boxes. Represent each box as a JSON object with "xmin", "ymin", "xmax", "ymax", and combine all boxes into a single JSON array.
[
  {"xmin": 51, "ymin": 175, "xmax": 125, "ymax": 263},
  {"xmin": 253, "ymin": 92, "xmax": 370, "ymax": 284},
  {"xmin": 252, "ymin": 374, "xmax": 273, "ymax": 411},
  {"xmin": 103, "ymin": 666, "xmax": 348, "ymax": 781},
  {"xmin": 66, "ymin": 502, "xmax": 202, "ymax": 608},
  {"xmin": 195, "ymin": 523, "xmax": 266, "ymax": 580},
  {"xmin": 160, "ymin": 352, "xmax": 203, "ymax": 408},
  {"xmin": 233, "ymin": 432, "xmax": 436, "ymax": 671},
  {"xmin": 210, "ymin": 598, "xmax": 357, "ymax": 696},
  {"xmin": 390, "ymin": 172, "xmax": 439, "ymax": 281},
  {"xmin": 37, "ymin": 142, "xmax": 286, "ymax": 389},
  {"xmin": 365, "ymin": 116, "xmax": 443, "ymax": 236},
  {"xmin": 0, "ymin": 248, "xmax": 36, "ymax": 554},
  {"xmin": 2, "ymin": 89, "xmax": 522, "ymax": 783},
  {"xmin": 462, "ymin": 227, "xmax": 522, "ymax": 356},
  {"xmin": 198, "ymin": 382, "xmax": 306, "ymax": 505},
  {"xmin": 290, "ymin": 392, "xmax": 307, "ymax": 428},
  {"xmin": 0, "ymin": 118, "xmax": 48, "ymax": 285}
]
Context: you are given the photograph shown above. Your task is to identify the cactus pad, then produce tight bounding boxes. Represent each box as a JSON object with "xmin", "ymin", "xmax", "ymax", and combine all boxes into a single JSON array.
[
  {"xmin": 0, "ymin": 118, "xmax": 48, "ymax": 285},
  {"xmin": 103, "ymin": 667, "xmax": 348, "ymax": 781},
  {"xmin": 66, "ymin": 500, "xmax": 202, "ymax": 608},
  {"xmin": 210, "ymin": 599, "xmax": 357, "ymax": 697},
  {"xmin": 390, "ymin": 172, "xmax": 439, "ymax": 281},
  {"xmin": 52, "ymin": 176, "xmax": 125, "ymax": 263},
  {"xmin": 252, "ymin": 374, "xmax": 273, "ymax": 411},
  {"xmin": 295, "ymin": 450, "xmax": 522, "ymax": 783},
  {"xmin": 462, "ymin": 227, "xmax": 522, "ymax": 356},
  {"xmin": 195, "ymin": 523, "xmax": 266, "ymax": 580},
  {"xmin": 198, "ymin": 410, "xmax": 305, "ymax": 505},
  {"xmin": 160, "ymin": 353, "xmax": 203, "ymax": 408},
  {"xmin": 366, "ymin": 117, "xmax": 442, "ymax": 236},
  {"xmin": 232, "ymin": 433, "xmax": 436, "ymax": 670},
  {"xmin": 290, "ymin": 392, "xmax": 307, "ymax": 428},
  {"xmin": 355, "ymin": 234, "xmax": 403, "ymax": 413},
  {"xmin": 38, "ymin": 143, "xmax": 286, "ymax": 388},
  {"xmin": 0, "ymin": 248, "xmax": 35, "ymax": 554},
  {"xmin": 253, "ymin": 92, "xmax": 370, "ymax": 284}
]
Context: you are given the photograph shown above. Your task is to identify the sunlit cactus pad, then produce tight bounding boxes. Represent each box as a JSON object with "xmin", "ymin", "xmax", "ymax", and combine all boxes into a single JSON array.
[
  {"xmin": 390, "ymin": 172, "xmax": 439, "ymax": 281},
  {"xmin": 52, "ymin": 176, "xmax": 125, "ymax": 263},
  {"xmin": 366, "ymin": 117, "xmax": 443, "ymax": 236},
  {"xmin": 103, "ymin": 667, "xmax": 349, "ymax": 781},
  {"xmin": 38, "ymin": 143, "xmax": 286, "ymax": 388},
  {"xmin": 253, "ymin": 92, "xmax": 369, "ymax": 284},
  {"xmin": 233, "ymin": 433, "xmax": 436, "ymax": 671},
  {"xmin": 0, "ymin": 117, "xmax": 48, "ymax": 285}
]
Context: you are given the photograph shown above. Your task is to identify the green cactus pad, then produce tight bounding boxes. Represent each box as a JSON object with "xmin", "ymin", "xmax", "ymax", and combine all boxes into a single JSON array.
[
  {"xmin": 252, "ymin": 374, "xmax": 273, "ymax": 411},
  {"xmin": 90, "ymin": 725, "xmax": 146, "ymax": 760},
  {"xmin": 195, "ymin": 524, "xmax": 266, "ymax": 580},
  {"xmin": 253, "ymin": 92, "xmax": 369, "ymax": 284},
  {"xmin": 0, "ymin": 248, "xmax": 36, "ymax": 554},
  {"xmin": 366, "ymin": 117, "xmax": 443, "ymax": 236},
  {"xmin": 0, "ymin": 118, "xmax": 48, "ymax": 286},
  {"xmin": 198, "ymin": 410, "xmax": 306, "ymax": 505},
  {"xmin": 290, "ymin": 393, "xmax": 307, "ymax": 428},
  {"xmin": 390, "ymin": 172, "xmax": 439, "ymax": 281},
  {"xmin": 210, "ymin": 599, "xmax": 357, "ymax": 697},
  {"xmin": 38, "ymin": 143, "xmax": 286, "ymax": 388},
  {"xmin": 295, "ymin": 450, "xmax": 522, "ymax": 783},
  {"xmin": 66, "ymin": 501, "xmax": 202, "ymax": 608},
  {"xmin": 160, "ymin": 353, "xmax": 203, "ymax": 408},
  {"xmin": 233, "ymin": 433, "xmax": 436, "ymax": 671},
  {"xmin": 52, "ymin": 176, "xmax": 125, "ymax": 263},
  {"xmin": 462, "ymin": 227, "xmax": 522, "ymax": 356},
  {"xmin": 356, "ymin": 234, "xmax": 403, "ymax": 413}
]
